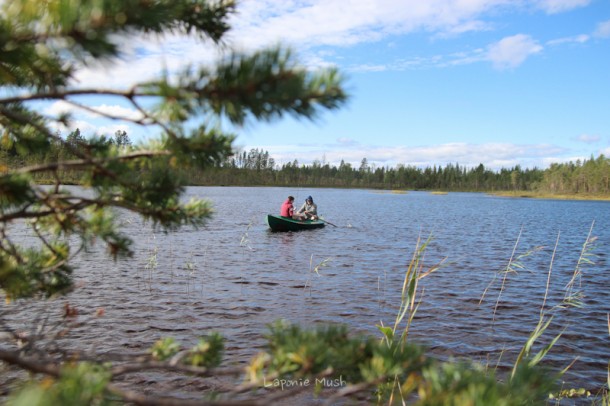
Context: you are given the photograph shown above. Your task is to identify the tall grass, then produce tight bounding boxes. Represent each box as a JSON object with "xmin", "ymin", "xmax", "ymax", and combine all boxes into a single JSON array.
[
  {"xmin": 479, "ymin": 226, "xmax": 544, "ymax": 323},
  {"xmin": 303, "ymin": 255, "xmax": 332, "ymax": 297},
  {"xmin": 185, "ymin": 251, "xmax": 196, "ymax": 295},
  {"xmin": 378, "ymin": 234, "xmax": 445, "ymax": 349},
  {"xmin": 143, "ymin": 234, "xmax": 158, "ymax": 292},
  {"xmin": 563, "ymin": 221, "xmax": 597, "ymax": 308},
  {"xmin": 379, "ymin": 225, "xmax": 604, "ymax": 403},
  {"xmin": 480, "ymin": 221, "xmax": 604, "ymax": 402}
]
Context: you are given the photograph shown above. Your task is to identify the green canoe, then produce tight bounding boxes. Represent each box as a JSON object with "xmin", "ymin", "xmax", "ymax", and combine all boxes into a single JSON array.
[{"xmin": 266, "ymin": 214, "xmax": 326, "ymax": 232}]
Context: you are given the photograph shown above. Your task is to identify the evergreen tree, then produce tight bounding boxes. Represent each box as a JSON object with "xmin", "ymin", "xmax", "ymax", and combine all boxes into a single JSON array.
[
  {"xmin": 0, "ymin": 1, "xmax": 351, "ymax": 402},
  {"xmin": 0, "ymin": 0, "xmax": 347, "ymax": 298},
  {"xmin": 113, "ymin": 130, "xmax": 132, "ymax": 148},
  {"xmin": 0, "ymin": 1, "xmax": 591, "ymax": 403}
]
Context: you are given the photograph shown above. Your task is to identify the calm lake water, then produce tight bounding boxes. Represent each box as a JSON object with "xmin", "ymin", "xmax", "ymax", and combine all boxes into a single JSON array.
[{"xmin": 4, "ymin": 186, "xmax": 610, "ymax": 400}]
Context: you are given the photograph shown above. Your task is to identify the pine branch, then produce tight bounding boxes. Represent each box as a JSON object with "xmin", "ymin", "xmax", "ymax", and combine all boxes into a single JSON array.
[
  {"xmin": 0, "ymin": 347, "xmax": 61, "ymax": 377},
  {"xmin": 14, "ymin": 150, "xmax": 171, "ymax": 175}
]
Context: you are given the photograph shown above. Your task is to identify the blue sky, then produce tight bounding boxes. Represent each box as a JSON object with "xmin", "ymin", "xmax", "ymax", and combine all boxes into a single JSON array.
[{"xmin": 43, "ymin": 0, "xmax": 610, "ymax": 170}]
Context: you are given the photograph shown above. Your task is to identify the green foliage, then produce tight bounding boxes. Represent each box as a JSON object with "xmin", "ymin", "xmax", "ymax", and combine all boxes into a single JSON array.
[
  {"xmin": 0, "ymin": 244, "xmax": 73, "ymax": 300},
  {"xmin": 203, "ymin": 152, "xmax": 610, "ymax": 194},
  {"xmin": 381, "ymin": 234, "xmax": 443, "ymax": 348},
  {"xmin": 185, "ymin": 333, "xmax": 224, "ymax": 368},
  {"xmin": 0, "ymin": 0, "xmax": 347, "ymax": 299},
  {"xmin": 250, "ymin": 320, "xmax": 556, "ymax": 404},
  {"xmin": 163, "ymin": 125, "xmax": 235, "ymax": 170},
  {"xmin": 540, "ymin": 155, "xmax": 610, "ymax": 194},
  {"xmin": 150, "ymin": 334, "xmax": 224, "ymax": 367},
  {"xmin": 265, "ymin": 321, "xmax": 373, "ymax": 380},
  {"xmin": 150, "ymin": 337, "xmax": 180, "ymax": 361},
  {"xmin": 418, "ymin": 362, "xmax": 556, "ymax": 406},
  {"xmin": 203, "ymin": 48, "xmax": 346, "ymax": 125},
  {"xmin": 550, "ymin": 387, "xmax": 592, "ymax": 401},
  {"xmin": 0, "ymin": 173, "xmax": 36, "ymax": 208},
  {"xmin": 0, "ymin": 0, "xmax": 601, "ymax": 405},
  {"xmin": 255, "ymin": 320, "xmax": 430, "ymax": 394},
  {"xmin": 8, "ymin": 363, "xmax": 112, "ymax": 406},
  {"xmin": 511, "ymin": 315, "xmax": 561, "ymax": 379},
  {"xmin": 12, "ymin": 136, "xmax": 610, "ymax": 195}
]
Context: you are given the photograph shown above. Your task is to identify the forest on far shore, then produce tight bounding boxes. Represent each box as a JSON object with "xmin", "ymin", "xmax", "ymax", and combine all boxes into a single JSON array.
[{"xmin": 2, "ymin": 129, "xmax": 609, "ymax": 197}]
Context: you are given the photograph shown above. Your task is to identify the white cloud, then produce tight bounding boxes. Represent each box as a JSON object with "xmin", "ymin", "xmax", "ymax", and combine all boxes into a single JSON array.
[
  {"xmin": 10, "ymin": 0, "xmax": 597, "ymax": 162},
  {"xmin": 535, "ymin": 0, "xmax": 591, "ymax": 14},
  {"xmin": 48, "ymin": 119, "xmax": 97, "ymax": 135},
  {"xmin": 546, "ymin": 34, "xmax": 589, "ymax": 46},
  {"xmin": 350, "ymin": 63, "xmax": 389, "ymax": 72},
  {"xmin": 574, "ymin": 133, "xmax": 601, "ymax": 143},
  {"xmin": 226, "ymin": 0, "xmax": 591, "ymax": 53},
  {"xmin": 95, "ymin": 124, "xmax": 132, "ymax": 137},
  {"xmin": 350, "ymin": 52, "xmax": 480, "ymax": 72},
  {"xmin": 251, "ymin": 141, "xmax": 568, "ymax": 170},
  {"xmin": 43, "ymin": 100, "xmax": 146, "ymax": 140},
  {"xmin": 337, "ymin": 137, "xmax": 358, "ymax": 146},
  {"xmin": 354, "ymin": 34, "xmax": 544, "ymax": 72},
  {"xmin": 69, "ymin": 32, "xmax": 220, "ymax": 89},
  {"xmin": 434, "ymin": 19, "xmax": 494, "ymax": 38},
  {"xmin": 594, "ymin": 19, "xmax": 610, "ymax": 38},
  {"xmin": 49, "ymin": 0, "xmax": 592, "ymax": 88},
  {"xmin": 351, "ymin": 33, "xmax": 549, "ymax": 72},
  {"xmin": 94, "ymin": 104, "xmax": 144, "ymax": 121},
  {"xmin": 486, "ymin": 34, "xmax": 543, "ymax": 70},
  {"xmin": 44, "ymin": 101, "xmax": 75, "ymax": 117},
  {"xmin": 47, "ymin": 118, "xmax": 145, "ymax": 141},
  {"xmin": 228, "ymin": 0, "xmax": 516, "ymax": 51},
  {"xmin": 44, "ymin": 101, "xmax": 143, "ymax": 121}
]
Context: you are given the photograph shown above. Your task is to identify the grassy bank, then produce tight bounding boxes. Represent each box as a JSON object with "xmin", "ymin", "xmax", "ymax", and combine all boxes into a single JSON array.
[{"xmin": 489, "ymin": 191, "xmax": 610, "ymax": 202}]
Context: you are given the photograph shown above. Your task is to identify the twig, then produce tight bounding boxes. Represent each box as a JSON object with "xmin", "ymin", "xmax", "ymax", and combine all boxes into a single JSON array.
[{"xmin": 0, "ymin": 347, "xmax": 60, "ymax": 377}]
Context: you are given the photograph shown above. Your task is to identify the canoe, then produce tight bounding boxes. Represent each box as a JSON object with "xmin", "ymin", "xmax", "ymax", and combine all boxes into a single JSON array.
[{"xmin": 266, "ymin": 214, "xmax": 326, "ymax": 232}]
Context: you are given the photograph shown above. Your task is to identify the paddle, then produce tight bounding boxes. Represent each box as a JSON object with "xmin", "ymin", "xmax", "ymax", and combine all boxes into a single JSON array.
[{"xmin": 318, "ymin": 217, "xmax": 338, "ymax": 227}]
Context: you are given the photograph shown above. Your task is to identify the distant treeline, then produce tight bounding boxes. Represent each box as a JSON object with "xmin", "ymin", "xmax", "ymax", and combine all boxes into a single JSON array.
[
  {"xmin": 162, "ymin": 147, "xmax": 610, "ymax": 196},
  {"xmin": 2, "ymin": 129, "xmax": 609, "ymax": 195}
]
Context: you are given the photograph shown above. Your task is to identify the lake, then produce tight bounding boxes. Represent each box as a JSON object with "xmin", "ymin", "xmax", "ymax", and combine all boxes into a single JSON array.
[{"xmin": 3, "ymin": 186, "xmax": 610, "ymax": 400}]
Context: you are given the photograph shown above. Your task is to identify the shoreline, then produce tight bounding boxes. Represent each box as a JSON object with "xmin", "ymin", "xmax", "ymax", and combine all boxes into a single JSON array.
[
  {"xmin": 488, "ymin": 191, "xmax": 610, "ymax": 202},
  {"xmin": 13, "ymin": 179, "xmax": 610, "ymax": 202}
]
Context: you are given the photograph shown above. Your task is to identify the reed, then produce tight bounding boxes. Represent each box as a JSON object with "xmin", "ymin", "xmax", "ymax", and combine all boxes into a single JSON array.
[
  {"xmin": 508, "ymin": 230, "xmax": 564, "ymax": 381},
  {"xmin": 479, "ymin": 221, "xmax": 605, "ymax": 402},
  {"xmin": 563, "ymin": 221, "xmax": 597, "ymax": 308},
  {"xmin": 375, "ymin": 224, "xmax": 603, "ymax": 403},
  {"xmin": 303, "ymin": 255, "xmax": 332, "ymax": 297},
  {"xmin": 378, "ymin": 234, "xmax": 445, "ymax": 350},
  {"xmin": 479, "ymin": 226, "xmax": 544, "ymax": 322},
  {"xmin": 236, "ymin": 220, "xmax": 256, "ymax": 294},
  {"xmin": 185, "ymin": 251, "xmax": 196, "ymax": 295},
  {"xmin": 239, "ymin": 220, "xmax": 254, "ymax": 252},
  {"xmin": 143, "ymin": 232, "xmax": 159, "ymax": 292}
]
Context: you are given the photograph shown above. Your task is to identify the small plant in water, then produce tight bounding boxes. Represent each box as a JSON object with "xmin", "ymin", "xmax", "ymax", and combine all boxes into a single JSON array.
[
  {"xmin": 562, "ymin": 221, "xmax": 597, "ymax": 309},
  {"xmin": 143, "ymin": 234, "xmax": 159, "ymax": 292},
  {"xmin": 303, "ymin": 255, "xmax": 332, "ymax": 297},
  {"xmin": 185, "ymin": 251, "xmax": 197, "ymax": 295},
  {"xmin": 480, "ymin": 222, "xmax": 603, "ymax": 403},
  {"xmin": 240, "ymin": 220, "xmax": 254, "ymax": 252},
  {"xmin": 378, "ymin": 233, "xmax": 444, "ymax": 348}
]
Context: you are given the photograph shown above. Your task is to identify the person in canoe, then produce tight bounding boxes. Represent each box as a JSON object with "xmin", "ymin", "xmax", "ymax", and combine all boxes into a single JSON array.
[
  {"xmin": 296, "ymin": 195, "xmax": 318, "ymax": 220},
  {"xmin": 280, "ymin": 196, "xmax": 295, "ymax": 218}
]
